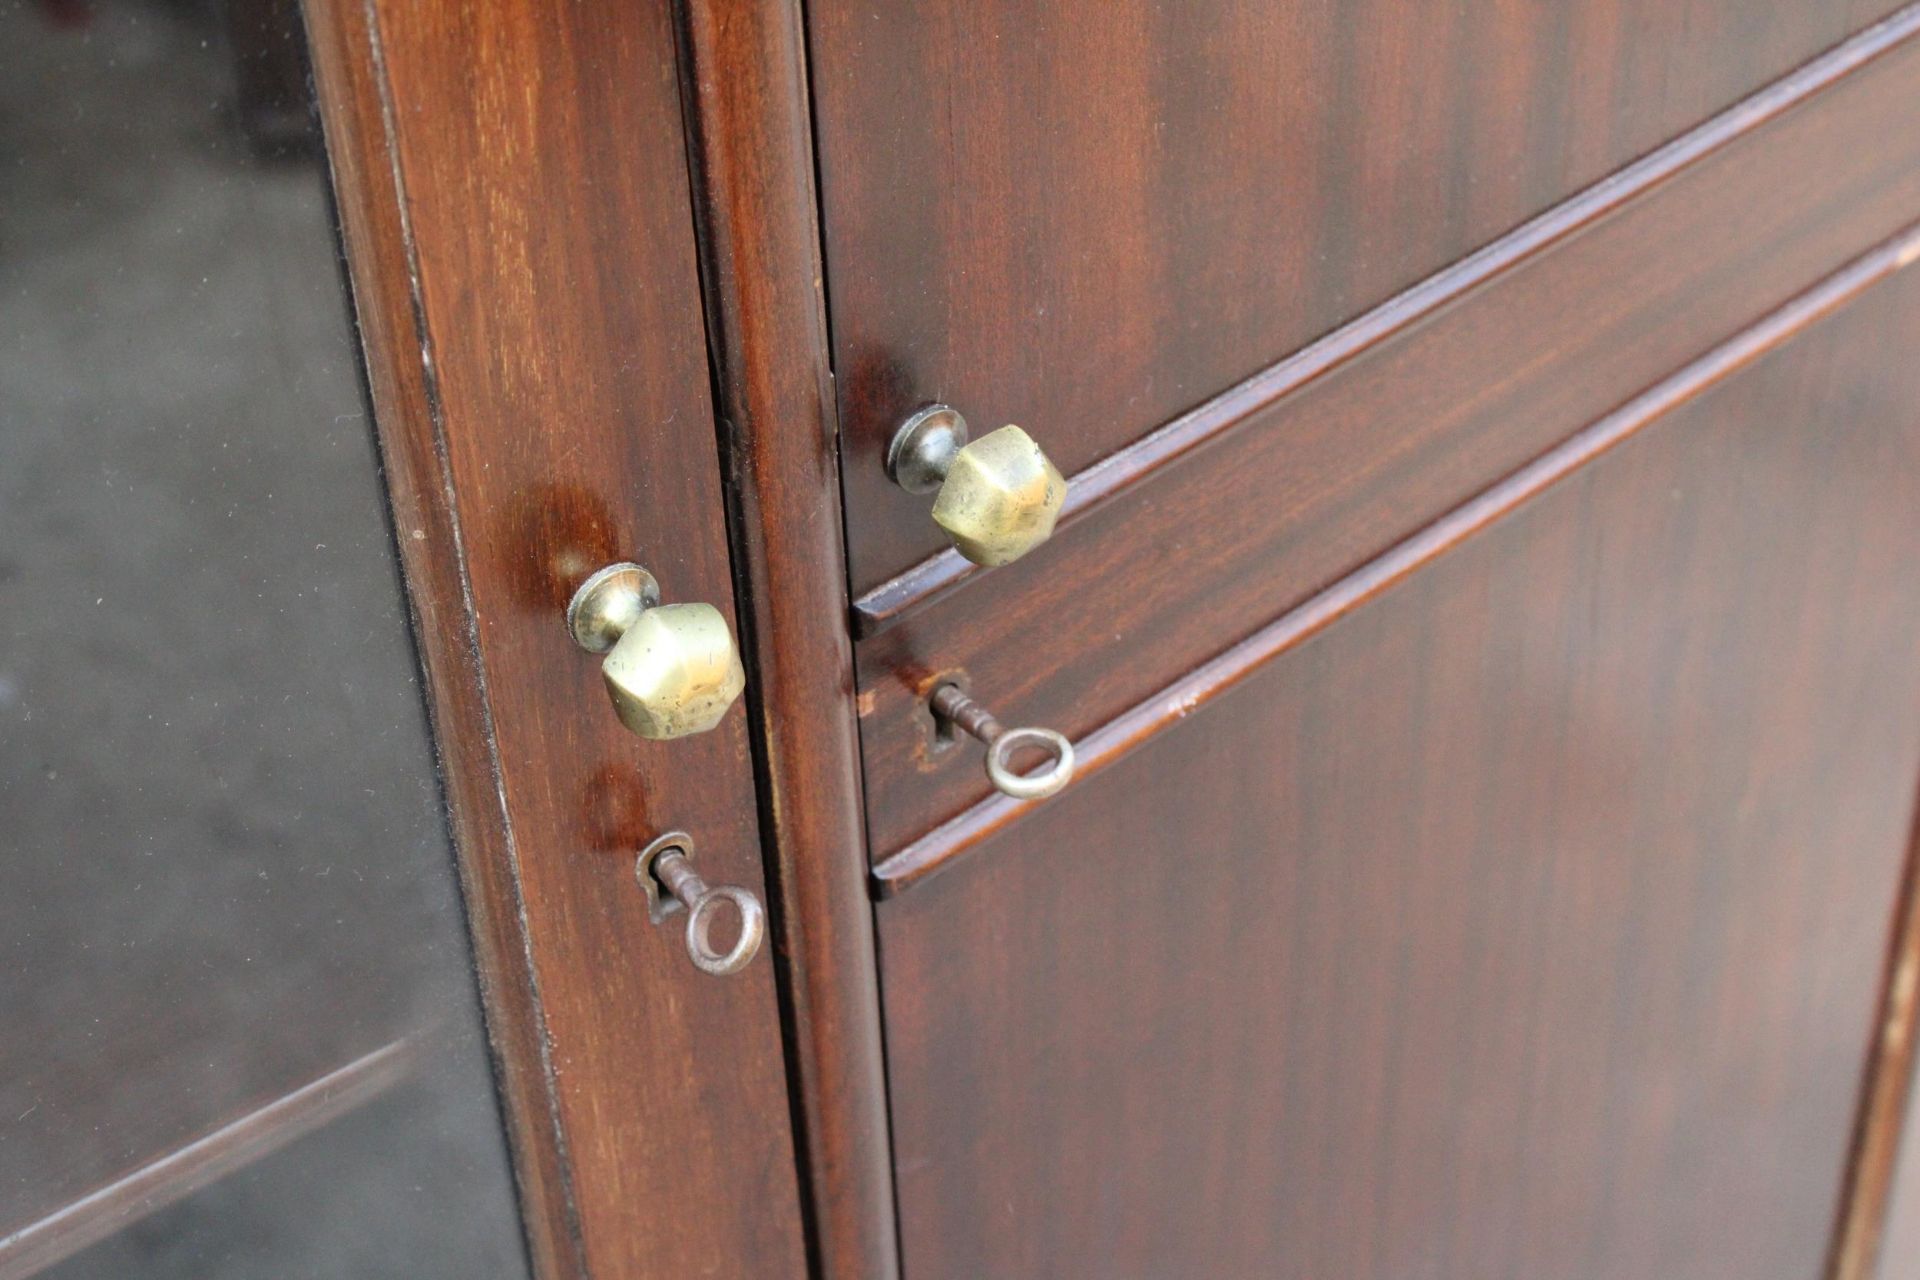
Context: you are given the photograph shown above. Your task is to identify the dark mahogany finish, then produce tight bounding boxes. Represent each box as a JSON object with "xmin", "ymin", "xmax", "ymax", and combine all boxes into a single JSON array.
[
  {"xmin": 874, "ymin": 266, "xmax": 1920, "ymax": 1278},
  {"xmin": 1878, "ymin": 1084, "xmax": 1920, "ymax": 1276},
  {"xmin": 809, "ymin": 0, "xmax": 1909, "ymax": 596},
  {"xmin": 853, "ymin": 17, "xmax": 1920, "ymax": 865},
  {"xmin": 277, "ymin": 0, "xmax": 1920, "ymax": 1274},
  {"xmin": 672, "ymin": 0, "xmax": 899, "ymax": 1273},
  {"xmin": 310, "ymin": 0, "xmax": 806, "ymax": 1275}
]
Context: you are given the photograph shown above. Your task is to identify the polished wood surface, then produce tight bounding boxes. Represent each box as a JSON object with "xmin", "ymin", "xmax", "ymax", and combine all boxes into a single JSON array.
[
  {"xmin": 300, "ymin": 0, "xmax": 1920, "ymax": 1273},
  {"xmin": 310, "ymin": 0, "xmax": 807, "ymax": 1274},
  {"xmin": 672, "ymin": 1, "xmax": 900, "ymax": 1272},
  {"xmin": 16, "ymin": 0, "xmax": 1919, "ymax": 1272},
  {"xmin": 847, "ymin": 7, "xmax": 1920, "ymax": 638},
  {"xmin": 851, "ymin": 15, "xmax": 1920, "ymax": 864},
  {"xmin": 303, "ymin": 4, "xmax": 577, "ymax": 1272},
  {"xmin": 810, "ymin": 0, "xmax": 1908, "ymax": 596},
  {"xmin": 1877, "ymin": 1057, "xmax": 1920, "ymax": 1276},
  {"xmin": 874, "ymin": 223, "xmax": 1920, "ymax": 899},
  {"xmin": 1832, "ymin": 794, "xmax": 1920, "ymax": 1279},
  {"xmin": 875, "ymin": 261, "xmax": 1920, "ymax": 1278}
]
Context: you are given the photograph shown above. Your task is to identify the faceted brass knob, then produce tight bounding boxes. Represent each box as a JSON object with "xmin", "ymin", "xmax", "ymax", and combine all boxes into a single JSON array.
[
  {"xmin": 566, "ymin": 563, "xmax": 746, "ymax": 740},
  {"xmin": 886, "ymin": 405, "xmax": 1067, "ymax": 567}
]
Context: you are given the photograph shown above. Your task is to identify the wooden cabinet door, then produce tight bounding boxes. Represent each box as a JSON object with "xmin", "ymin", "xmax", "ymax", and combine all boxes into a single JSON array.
[
  {"xmin": 796, "ymin": 5, "xmax": 1920, "ymax": 1276},
  {"xmin": 875, "ymin": 265, "xmax": 1920, "ymax": 1276}
]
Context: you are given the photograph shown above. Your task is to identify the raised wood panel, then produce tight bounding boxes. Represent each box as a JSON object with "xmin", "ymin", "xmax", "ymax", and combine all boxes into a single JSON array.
[
  {"xmin": 812, "ymin": 0, "xmax": 1909, "ymax": 595},
  {"xmin": 853, "ymin": 20, "xmax": 1920, "ymax": 863},
  {"xmin": 310, "ymin": 0, "xmax": 809, "ymax": 1274},
  {"xmin": 874, "ymin": 257, "xmax": 1920, "ymax": 1278}
]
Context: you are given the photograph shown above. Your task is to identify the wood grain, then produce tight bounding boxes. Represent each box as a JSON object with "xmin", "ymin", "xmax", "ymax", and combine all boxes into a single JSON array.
[
  {"xmin": 875, "ymin": 222, "xmax": 1920, "ymax": 897},
  {"xmin": 1870, "ymin": 1052, "xmax": 1920, "ymax": 1276},
  {"xmin": 311, "ymin": 0, "xmax": 808, "ymax": 1275},
  {"xmin": 1830, "ymin": 786, "xmax": 1920, "ymax": 1279},
  {"xmin": 302, "ymin": 3, "xmax": 579, "ymax": 1272},
  {"xmin": 852, "ymin": 22, "xmax": 1920, "ymax": 864},
  {"xmin": 850, "ymin": 7, "xmax": 1920, "ymax": 635},
  {"xmin": 810, "ymin": 0, "xmax": 1909, "ymax": 596},
  {"xmin": 670, "ymin": 0, "xmax": 899, "ymax": 1274},
  {"xmin": 875, "ymin": 260, "xmax": 1920, "ymax": 1279}
]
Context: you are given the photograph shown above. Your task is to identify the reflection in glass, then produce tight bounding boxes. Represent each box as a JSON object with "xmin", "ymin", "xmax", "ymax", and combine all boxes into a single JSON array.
[{"xmin": 0, "ymin": 0, "xmax": 530, "ymax": 1274}]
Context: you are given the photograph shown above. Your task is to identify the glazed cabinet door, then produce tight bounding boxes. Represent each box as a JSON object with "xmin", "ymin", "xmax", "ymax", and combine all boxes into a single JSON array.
[
  {"xmin": 0, "ymin": 4, "xmax": 525, "ymax": 1272},
  {"xmin": 799, "ymin": 4, "xmax": 1920, "ymax": 1276},
  {"xmin": 2, "ymin": 0, "xmax": 805, "ymax": 1277}
]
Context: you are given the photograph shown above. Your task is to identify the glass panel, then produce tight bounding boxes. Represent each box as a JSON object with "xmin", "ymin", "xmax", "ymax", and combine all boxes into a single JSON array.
[{"xmin": 0, "ymin": 0, "xmax": 531, "ymax": 1275}]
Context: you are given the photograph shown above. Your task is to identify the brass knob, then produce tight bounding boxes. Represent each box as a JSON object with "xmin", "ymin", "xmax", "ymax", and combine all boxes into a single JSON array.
[
  {"xmin": 886, "ymin": 404, "xmax": 1067, "ymax": 567},
  {"xmin": 636, "ymin": 833, "xmax": 766, "ymax": 976},
  {"xmin": 566, "ymin": 563, "xmax": 746, "ymax": 740}
]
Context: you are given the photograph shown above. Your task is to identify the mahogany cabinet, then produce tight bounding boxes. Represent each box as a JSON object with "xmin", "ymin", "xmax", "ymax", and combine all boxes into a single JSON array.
[{"xmin": 8, "ymin": 0, "xmax": 1920, "ymax": 1277}]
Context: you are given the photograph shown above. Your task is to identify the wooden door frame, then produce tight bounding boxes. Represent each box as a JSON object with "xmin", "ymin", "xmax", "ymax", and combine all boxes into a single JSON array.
[
  {"xmin": 304, "ymin": 0, "xmax": 849, "ymax": 1275},
  {"xmin": 301, "ymin": 8, "xmax": 578, "ymax": 1273},
  {"xmin": 669, "ymin": 1, "xmax": 901, "ymax": 1276}
]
